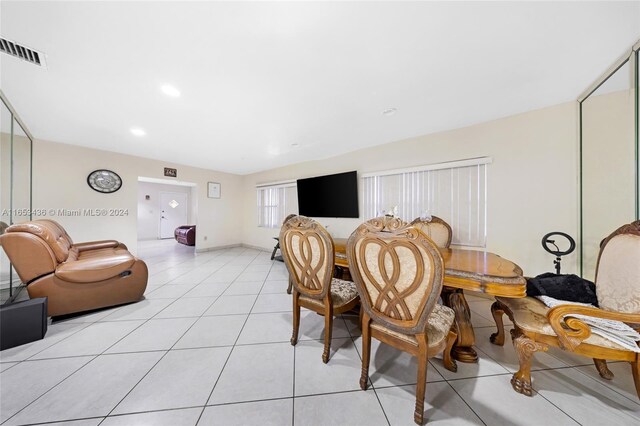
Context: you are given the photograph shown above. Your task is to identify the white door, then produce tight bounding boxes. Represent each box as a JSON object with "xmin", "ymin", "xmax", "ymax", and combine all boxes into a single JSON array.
[{"xmin": 159, "ymin": 192, "xmax": 188, "ymax": 239}]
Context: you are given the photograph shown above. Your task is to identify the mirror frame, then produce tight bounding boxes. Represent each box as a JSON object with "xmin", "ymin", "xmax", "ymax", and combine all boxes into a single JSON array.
[{"xmin": 578, "ymin": 40, "xmax": 640, "ymax": 277}]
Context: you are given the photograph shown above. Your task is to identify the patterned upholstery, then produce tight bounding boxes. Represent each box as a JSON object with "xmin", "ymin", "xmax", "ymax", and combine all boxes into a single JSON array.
[
  {"xmin": 370, "ymin": 304, "xmax": 455, "ymax": 347},
  {"xmin": 410, "ymin": 216, "xmax": 452, "ymax": 248},
  {"xmin": 596, "ymin": 232, "xmax": 640, "ymax": 314},
  {"xmin": 496, "ymin": 296, "xmax": 629, "ymax": 351},
  {"xmin": 300, "ymin": 278, "xmax": 358, "ymax": 309}
]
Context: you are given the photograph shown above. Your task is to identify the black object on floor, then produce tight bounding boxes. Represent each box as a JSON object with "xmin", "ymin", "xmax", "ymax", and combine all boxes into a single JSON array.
[{"xmin": 0, "ymin": 297, "xmax": 48, "ymax": 350}]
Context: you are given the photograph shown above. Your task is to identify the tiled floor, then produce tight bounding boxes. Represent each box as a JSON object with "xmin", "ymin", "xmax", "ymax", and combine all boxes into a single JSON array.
[{"xmin": 1, "ymin": 240, "xmax": 639, "ymax": 425}]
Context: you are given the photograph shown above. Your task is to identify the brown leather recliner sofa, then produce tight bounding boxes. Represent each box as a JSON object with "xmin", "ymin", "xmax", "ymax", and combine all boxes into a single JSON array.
[{"xmin": 0, "ymin": 219, "xmax": 148, "ymax": 316}]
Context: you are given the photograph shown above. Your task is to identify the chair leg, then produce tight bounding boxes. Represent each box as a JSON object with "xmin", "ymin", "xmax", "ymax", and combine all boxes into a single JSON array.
[
  {"xmin": 510, "ymin": 327, "xmax": 548, "ymax": 396},
  {"xmin": 286, "ymin": 276, "xmax": 293, "ymax": 295},
  {"xmin": 593, "ymin": 358, "xmax": 614, "ymax": 380},
  {"xmin": 270, "ymin": 242, "xmax": 279, "ymax": 260},
  {"xmin": 360, "ymin": 312, "xmax": 371, "ymax": 390},
  {"xmin": 291, "ymin": 291, "xmax": 300, "ymax": 346},
  {"xmin": 322, "ymin": 302, "xmax": 334, "ymax": 363},
  {"xmin": 632, "ymin": 359, "xmax": 640, "ymax": 400},
  {"xmin": 490, "ymin": 301, "xmax": 506, "ymax": 346},
  {"xmin": 442, "ymin": 328, "xmax": 458, "ymax": 372},
  {"xmin": 414, "ymin": 334, "xmax": 429, "ymax": 425}
]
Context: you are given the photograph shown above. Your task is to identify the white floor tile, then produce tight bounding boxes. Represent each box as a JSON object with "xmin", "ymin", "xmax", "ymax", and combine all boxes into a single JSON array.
[
  {"xmin": 223, "ymin": 281, "xmax": 264, "ymax": 295},
  {"xmin": 102, "ymin": 407, "xmax": 201, "ymax": 426},
  {"xmin": 351, "ymin": 337, "xmax": 445, "ymax": 388},
  {"xmin": 102, "ymin": 299, "xmax": 175, "ymax": 321},
  {"xmin": 174, "ymin": 315, "xmax": 247, "ymax": 349},
  {"xmin": 113, "ymin": 347, "xmax": 231, "ymax": 414},
  {"xmin": 182, "ymin": 282, "xmax": 229, "ymax": 298},
  {"xmin": 145, "ymin": 285, "xmax": 191, "ymax": 299},
  {"xmin": 449, "ymin": 375, "xmax": 578, "ymax": 426},
  {"xmin": 431, "ymin": 346, "xmax": 510, "ymax": 380},
  {"xmin": 376, "ymin": 382, "xmax": 484, "ymax": 426},
  {"xmin": 205, "ymin": 294, "xmax": 257, "ymax": 315},
  {"xmin": 298, "ymin": 310, "xmax": 352, "ymax": 340},
  {"xmin": 200, "ymin": 399, "xmax": 292, "ymax": 426},
  {"xmin": 533, "ymin": 367, "xmax": 640, "ymax": 424},
  {"xmin": 0, "ymin": 322, "xmax": 88, "ymax": 362},
  {"xmin": 575, "ymin": 361, "xmax": 640, "ymax": 405},
  {"xmin": 44, "ymin": 420, "xmax": 104, "ymax": 426},
  {"xmin": 236, "ymin": 271, "xmax": 269, "ymax": 281},
  {"xmin": 260, "ymin": 280, "xmax": 289, "ymax": 294},
  {"xmin": 5, "ymin": 352, "xmax": 164, "ymax": 425},
  {"xmin": 251, "ymin": 293, "xmax": 292, "ymax": 313},
  {"xmin": 154, "ymin": 297, "xmax": 217, "ymax": 318},
  {"xmin": 0, "ymin": 356, "xmax": 93, "ymax": 423},
  {"xmin": 295, "ymin": 338, "xmax": 364, "ymax": 396},
  {"xmin": 106, "ymin": 318, "xmax": 197, "ymax": 353},
  {"xmin": 0, "ymin": 362, "xmax": 17, "ymax": 372},
  {"xmin": 31, "ymin": 320, "xmax": 144, "ymax": 359},
  {"xmin": 208, "ymin": 342, "xmax": 293, "ymax": 404},
  {"xmin": 294, "ymin": 390, "xmax": 388, "ymax": 426},
  {"xmin": 237, "ymin": 312, "xmax": 293, "ymax": 344},
  {"xmin": 473, "ymin": 325, "xmax": 569, "ymax": 373}
]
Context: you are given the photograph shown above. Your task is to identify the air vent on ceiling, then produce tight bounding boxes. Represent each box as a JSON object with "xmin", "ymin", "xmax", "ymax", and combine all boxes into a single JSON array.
[{"xmin": 0, "ymin": 37, "xmax": 46, "ymax": 67}]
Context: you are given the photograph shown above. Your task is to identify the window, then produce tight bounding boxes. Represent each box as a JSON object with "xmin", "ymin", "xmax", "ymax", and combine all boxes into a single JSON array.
[
  {"xmin": 362, "ymin": 157, "xmax": 490, "ymax": 247},
  {"xmin": 256, "ymin": 182, "xmax": 298, "ymax": 228}
]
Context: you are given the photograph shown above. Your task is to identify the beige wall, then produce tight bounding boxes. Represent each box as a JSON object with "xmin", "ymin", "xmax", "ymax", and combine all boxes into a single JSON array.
[
  {"xmin": 241, "ymin": 101, "xmax": 580, "ymax": 277},
  {"xmin": 32, "ymin": 139, "xmax": 244, "ymax": 255}
]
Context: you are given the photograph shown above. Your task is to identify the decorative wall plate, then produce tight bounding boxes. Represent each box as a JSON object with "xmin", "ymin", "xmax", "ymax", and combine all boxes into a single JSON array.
[{"xmin": 87, "ymin": 169, "xmax": 122, "ymax": 193}]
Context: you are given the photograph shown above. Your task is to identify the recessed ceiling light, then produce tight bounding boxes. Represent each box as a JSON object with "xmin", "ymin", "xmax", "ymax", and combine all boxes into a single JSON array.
[
  {"xmin": 382, "ymin": 108, "xmax": 397, "ymax": 116},
  {"xmin": 160, "ymin": 84, "xmax": 181, "ymax": 97},
  {"xmin": 130, "ymin": 127, "xmax": 146, "ymax": 137}
]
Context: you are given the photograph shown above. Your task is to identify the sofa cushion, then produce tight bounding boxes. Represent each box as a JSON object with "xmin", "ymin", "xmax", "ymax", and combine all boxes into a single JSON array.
[
  {"xmin": 56, "ymin": 248, "xmax": 136, "ymax": 283},
  {"xmin": 7, "ymin": 221, "xmax": 71, "ymax": 263}
]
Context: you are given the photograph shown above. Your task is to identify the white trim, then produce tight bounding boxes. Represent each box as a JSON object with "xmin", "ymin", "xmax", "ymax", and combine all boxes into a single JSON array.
[
  {"xmin": 360, "ymin": 157, "xmax": 492, "ymax": 178},
  {"xmin": 255, "ymin": 180, "xmax": 296, "ymax": 189}
]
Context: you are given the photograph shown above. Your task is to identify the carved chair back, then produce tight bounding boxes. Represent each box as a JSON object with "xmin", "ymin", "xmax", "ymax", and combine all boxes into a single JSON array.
[
  {"xmin": 595, "ymin": 220, "xmax": 640, "ymax": 314},
  {"xmin": 279, "ymin": 216, "xmax": 334, "ymax": 300},
  {"xmin": 347, "ymin": 216, "xmax": 445, "ymax": 335},
  {"xmin": 409, "ymin": 216, "xmax": 452, "ymax": 248}
]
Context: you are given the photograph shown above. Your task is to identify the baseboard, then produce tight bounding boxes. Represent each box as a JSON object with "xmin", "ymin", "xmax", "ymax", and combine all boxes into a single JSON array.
[
  {"xmin": 195, "ymin": 243, "xmax": 241, "ymax": 253},
  {"xmin": 240, "ymin": 243, "xmax": 271, "ymax": 252}
]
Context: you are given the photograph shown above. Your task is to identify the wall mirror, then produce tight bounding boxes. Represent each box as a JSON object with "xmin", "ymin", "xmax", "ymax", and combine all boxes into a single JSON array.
[
  {"xmin": 0, "ymin": 93, "xmax": 33, "ymax": 303},
  {"xmin": 580, "ymin": 44, "xmax": 639, "ymax": 280}
]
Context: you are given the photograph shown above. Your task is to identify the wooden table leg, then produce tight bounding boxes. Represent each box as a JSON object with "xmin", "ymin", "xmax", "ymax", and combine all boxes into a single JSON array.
[{"xmin": 441, "ymin": 287, "xmax": 478, "ymax": 363}]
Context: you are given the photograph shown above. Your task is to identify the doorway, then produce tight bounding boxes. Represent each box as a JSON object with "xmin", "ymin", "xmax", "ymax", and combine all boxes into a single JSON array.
[
  {"xmin": 137, "ymin": 177, "xmax": 198, "ymax": 255},
  {"xmin": 159, "ymin": 192, "xmax": 188, "ymax": 239}
]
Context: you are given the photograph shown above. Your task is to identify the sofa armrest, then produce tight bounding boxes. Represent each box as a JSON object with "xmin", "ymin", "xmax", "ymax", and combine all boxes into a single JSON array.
[
  {"xmin": 73, "ymin": 240, "xmax": 122, "ymax": 252},
  {"xmin": 55, "ymin": 252, "xmax": 136, "ymax": 283}
]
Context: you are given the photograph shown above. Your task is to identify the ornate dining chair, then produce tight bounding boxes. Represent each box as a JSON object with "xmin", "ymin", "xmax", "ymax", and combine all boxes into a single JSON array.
[
  {"xmin": 490, "ymin": 220, "xmax": 640, "ymax": 399},
  {"xmin": 280, "ymin": 215, "xmax": 359, "ymax": 363},
  {"xmin": 347, "ymin": 216, "xmax": 458, "ymax": 425},
  {"xmin": 409, "ymin": 215, "xmax": 453, "ymax": 248}
]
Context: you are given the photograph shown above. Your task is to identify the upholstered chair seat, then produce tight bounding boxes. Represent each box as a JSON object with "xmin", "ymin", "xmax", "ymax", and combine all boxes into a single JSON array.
[
  {"xmin": 491, "ymin": 220, "xmax": 640, "ymax": 400},
  {"xmin": 299, "ymin": 278, "xmax": 358, "ymax": 309},
  {"xmin": 369, "ymin": 304, "xmax": 455, "ymax": 348}
]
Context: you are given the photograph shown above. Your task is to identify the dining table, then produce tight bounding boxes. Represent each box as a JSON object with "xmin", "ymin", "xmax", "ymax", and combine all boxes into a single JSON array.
[{"xmin": 332, "ymin": 238, "xmax": 527, "ymax": 363}]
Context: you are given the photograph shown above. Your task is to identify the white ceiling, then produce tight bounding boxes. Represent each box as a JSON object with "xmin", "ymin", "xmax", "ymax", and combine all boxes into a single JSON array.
[{"xmin": 1, "ymin": 1, "xmax": 639, "ymax": 175}]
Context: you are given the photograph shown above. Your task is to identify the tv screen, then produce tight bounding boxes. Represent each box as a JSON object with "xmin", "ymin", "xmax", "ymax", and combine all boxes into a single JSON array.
[{"xmin": 297, "ymin": 171, "xmax": 359, "ymax": 218}]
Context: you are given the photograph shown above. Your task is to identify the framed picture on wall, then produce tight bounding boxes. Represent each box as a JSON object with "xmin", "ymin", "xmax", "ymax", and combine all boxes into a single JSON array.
[{"xmin": 208, "ymin": 182, "xmax": 221, "ymax": 198}]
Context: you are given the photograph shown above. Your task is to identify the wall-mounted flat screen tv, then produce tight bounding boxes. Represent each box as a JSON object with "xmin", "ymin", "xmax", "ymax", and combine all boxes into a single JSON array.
[{"xmin": 297, "ymin": 171, "xmax": 359, "ymax": 218}]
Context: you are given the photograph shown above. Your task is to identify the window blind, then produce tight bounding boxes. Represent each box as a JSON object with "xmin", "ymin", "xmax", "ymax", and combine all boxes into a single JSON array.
[
  {"xmin": 256, "ymin": 183, "xmax": 298, "ymax": 228},
  {"xmin": 362, "ymin": 158, "xmax": 489, "ymax": 247}
]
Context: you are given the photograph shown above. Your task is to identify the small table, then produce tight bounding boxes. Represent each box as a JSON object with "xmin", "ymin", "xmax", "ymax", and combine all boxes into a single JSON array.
[{"xmin": 333, "ymin": 238, "xmax": 526, "ymax": 363}]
